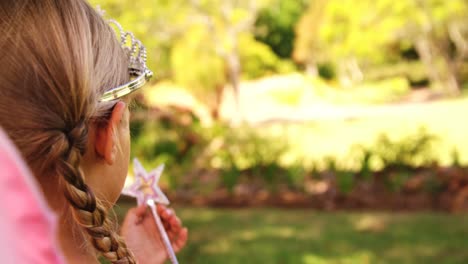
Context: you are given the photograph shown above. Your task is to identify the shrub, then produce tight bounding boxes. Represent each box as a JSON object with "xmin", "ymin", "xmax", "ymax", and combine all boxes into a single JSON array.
[
  {"xmin": 372, "ymin": 127, "xmax": 438, "ymax": 169},
  {"xmin": 239, "ymin": 34, "xmax": 296, "ymax": 80},
  {"xmin": 204, "ymin": 124, "xmax": 293, "ymax": 192}
]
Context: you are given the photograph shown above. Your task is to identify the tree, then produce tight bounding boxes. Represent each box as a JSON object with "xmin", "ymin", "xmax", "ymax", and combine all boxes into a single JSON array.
[
  {"xmin": 89, "ymin": 0, "xmax": 191, "ymax": 78},
  {"xmin": 92, "ymin": 0, "xmax": 275, "ymax": 121},
  {"xmin": 294, "ymin": 0, "xmax": 406, "ymax": 85},
  {"xmin": 293, "ymin": 0, "xmax": 468, "ymax": 92},
  {"xmin": 396, "ymin": 0, "xmax": 468, "ymax": 94},
  {"xmin": 255, "ymin": 0, "xmax": 310, "ymax": 59},
  {"xmin": 170, "ymin": 25, "xmax": 226, "ymax": 118},
  {"xmin": 186, "ymin": 0, "xmax": 271, "ymax": 121}
]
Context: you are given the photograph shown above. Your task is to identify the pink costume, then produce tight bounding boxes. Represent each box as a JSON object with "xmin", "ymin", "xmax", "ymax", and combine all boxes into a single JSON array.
[{"xmin": 0, "ymin": 128, "xmax": 64, "ymax": 263}]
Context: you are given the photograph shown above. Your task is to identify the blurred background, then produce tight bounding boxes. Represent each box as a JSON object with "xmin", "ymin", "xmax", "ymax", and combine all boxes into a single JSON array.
[{"xmin": 91, "ymin": 0, "xmax": 468, "ymax": 263}]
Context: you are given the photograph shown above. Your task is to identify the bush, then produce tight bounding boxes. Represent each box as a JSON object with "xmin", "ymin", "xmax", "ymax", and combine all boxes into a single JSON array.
[
  {"xmin": 318, "ymin": 63, "xmax": 336, "ymax": 80},
  {"xmin": 203, "ymin": 124, "xmax": 295, "ymax": 192},
  {"xmin": 130, "ymin": 97, "xmax": 442, "ymax": 197},
  {"xmin": 130, "ymin": 107, "xmax": 205, "ymax": 190},
  {"xmin": 371, "ymin": 127, "xmax": 438, "ymax": 170},
  {"xmin": 239, "ymin": 34, "xmax": 296, "ymax": 80}
]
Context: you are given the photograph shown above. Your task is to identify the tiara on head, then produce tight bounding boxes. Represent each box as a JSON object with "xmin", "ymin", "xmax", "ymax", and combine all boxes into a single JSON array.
[{"xmin": 100, "ymin": 19, "xmax": 153, "ymax": 102}]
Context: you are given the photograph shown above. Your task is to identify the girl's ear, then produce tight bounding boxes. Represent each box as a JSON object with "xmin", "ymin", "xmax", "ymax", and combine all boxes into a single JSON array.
[{"xmin": 94, "ymin": 101, "xmax": 126, "ymax": 165}]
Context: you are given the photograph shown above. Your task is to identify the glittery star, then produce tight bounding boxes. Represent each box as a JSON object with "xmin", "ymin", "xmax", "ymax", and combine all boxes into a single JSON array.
[{"xmin": 122, "ymin": 158, "xmax": 170, "ymax": 206}]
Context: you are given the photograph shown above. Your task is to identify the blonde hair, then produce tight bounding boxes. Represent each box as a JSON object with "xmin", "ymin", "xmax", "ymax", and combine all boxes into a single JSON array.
[{"xmin": 0, "ymin": 1, "xmax": 135, "ymax": 263}]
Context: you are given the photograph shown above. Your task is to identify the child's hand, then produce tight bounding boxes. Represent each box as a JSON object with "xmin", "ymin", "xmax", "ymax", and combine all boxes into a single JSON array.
[{"xmin": 121, "ymin": 204, "xmax": 188, "ymax": 264}]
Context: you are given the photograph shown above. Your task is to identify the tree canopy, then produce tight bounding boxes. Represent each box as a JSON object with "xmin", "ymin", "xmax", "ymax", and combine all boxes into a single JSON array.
[{"xmin": 90, "ymin": 0, "xmax": 468, "ymax": 107}]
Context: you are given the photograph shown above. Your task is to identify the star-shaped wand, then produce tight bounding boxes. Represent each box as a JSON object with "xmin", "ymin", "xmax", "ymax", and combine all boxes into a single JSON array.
[{"xmin": 122, "ymin": 158, "xmax": 179, "ymax": 264}]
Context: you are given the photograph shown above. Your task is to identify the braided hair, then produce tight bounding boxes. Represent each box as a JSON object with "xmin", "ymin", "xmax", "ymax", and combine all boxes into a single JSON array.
[{"xmin": 0, "ymin": 0, "xmax": 136, "ymax": 262}]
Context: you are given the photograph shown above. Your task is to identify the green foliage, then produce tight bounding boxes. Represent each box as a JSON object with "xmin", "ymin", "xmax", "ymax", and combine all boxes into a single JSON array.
[
  {"xmin": 205, "ymin": 124, "xmax": 293, "ymax": 192},
  {"xmin": 221, "ymin": 167, "xmax": 240, "ymax": 193},
  {"xmin": 255, "ymin": 0, "xmax": 310, "ymax": 58},
  {"xmin": 171, "ymin": 26, "xmax": 226, "ymax": 111},
  {"xmin": 128, "ymin": 94, "xmax": 468, "ymax": 197},
  {"xmin": 357, "ymin": 150, "xmax": 373, "ymax": 181},
  {"xmin": 423, "ymin": 172, "xmax": 444, "ymax": 195},
  {"xmin": 130, "ymin": 111, "xmax": 300, "ymax": 192},
  {"xmin": 91, "ymin": 0, "xmax": 468, "ymax": 107},
  {"xmin": 89, "ymin": 0, "xmax": 190, "ymax": 77},
  {"xmin": 294, "ymin": 0, "xmax": 403, "ymax": 65},
  {"xmin": 372, "ymin": 128, "xmax": 438, "ymax": 169},
  {"xmin": 387, "ymin": 170, "xmax": 412, "ymax": 192},
  {"xmin": 239, "ymin": 34, "xmax": 297, "ymax": 79},
  {"xmin": 312, "ymin": 127, "xmax": 439, "ymax": 194},
  {"xmin": 318, "ymin": 63, "xmax": 336, "ymax": 80},
  {"xmin": 239, "ymin": 34, "xmax": 283, "ymax": 79},
  {"xmin": 364, "ymin": 62, "xmax": 429, "ymax": 88},
  {"xmin": 130, "ymin": 110, "xmax": 204, "ymax": 189},
  {"xmin": 349, "ymin": 127, "xmax": 438, "ymax": 174},
  {"xmin": 336, "ymin": 170, "xmax": 355, "ymax": 194},
  {"xmin": 92, "ymin": 0, "xmax": 286, "ymax": 115},
  {"xmin": 206, "ymin": 126, "xmax": 285, "ymax": 170},
  {"xmin": 293, "ymin": 0, "xmax": 468, "ymax": 92}
]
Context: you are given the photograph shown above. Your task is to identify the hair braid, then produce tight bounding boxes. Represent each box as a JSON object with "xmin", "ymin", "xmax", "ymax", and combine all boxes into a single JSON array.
[
  {"xmin": 56, "ymin": 120, "xmax": 136, "ymax": 264},
  {"xmin": 0, "ymin": 0, "xmax": 139, "ymax": 262}
]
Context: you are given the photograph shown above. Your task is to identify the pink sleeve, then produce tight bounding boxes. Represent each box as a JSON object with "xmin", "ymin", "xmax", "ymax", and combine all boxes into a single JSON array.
[{"xmin": 0, "ymin": 128, "xmax": 64, "ymax": 263}]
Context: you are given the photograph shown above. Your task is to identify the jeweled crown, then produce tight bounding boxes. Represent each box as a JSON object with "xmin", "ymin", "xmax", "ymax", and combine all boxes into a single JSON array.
[{"xmin": 100, "ymin": 17, "xmax": 153, "ymax": 102}]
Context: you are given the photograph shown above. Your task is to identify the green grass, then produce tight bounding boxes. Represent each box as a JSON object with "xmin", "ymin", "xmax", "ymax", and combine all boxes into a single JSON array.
[
  {"xmin": 114, "ymin": 206, "xmax": 468, "ymax": 264},
  {"xmin": 263, "ymin": 97, "xmax": 468, "ymax": 169},
  {"xmin": 252, "ymin": 74, "xmax": 411, "ymax": 107}
]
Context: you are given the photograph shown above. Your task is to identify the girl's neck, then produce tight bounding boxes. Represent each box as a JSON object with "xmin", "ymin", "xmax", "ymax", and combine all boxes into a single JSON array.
[{"xmin": 57, "ymin": 216, "xmax": 98, "ymax": 264}]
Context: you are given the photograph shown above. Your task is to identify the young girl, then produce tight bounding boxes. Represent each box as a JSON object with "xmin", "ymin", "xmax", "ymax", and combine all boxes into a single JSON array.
[{"xmin": 0, "ymin": 1, "xmax": 187, "ymax": 263}]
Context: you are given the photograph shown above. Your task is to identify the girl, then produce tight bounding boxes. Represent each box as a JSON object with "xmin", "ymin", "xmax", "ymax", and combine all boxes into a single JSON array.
[{"xmin": 0, "ymin": 1, "xmax": 187, "ymax": 263}]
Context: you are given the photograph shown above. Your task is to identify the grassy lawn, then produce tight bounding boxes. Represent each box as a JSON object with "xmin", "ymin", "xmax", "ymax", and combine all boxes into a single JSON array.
[
  {"xmin": 114, "ymin": 205, "xmax": 468, "ymax": 264},
  {"xmin": 142, "ymin": 76, "xmax": 468, "ymax": 170},
  {"xmin": 259, "ymin": 97, "xmax": 468, "ymax": 170}
]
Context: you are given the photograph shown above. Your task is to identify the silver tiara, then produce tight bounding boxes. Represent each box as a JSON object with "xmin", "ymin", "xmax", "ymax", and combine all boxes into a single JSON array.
[{"xmin": 100, "ymin": 19, "xmax": 153, "ymax": 102}]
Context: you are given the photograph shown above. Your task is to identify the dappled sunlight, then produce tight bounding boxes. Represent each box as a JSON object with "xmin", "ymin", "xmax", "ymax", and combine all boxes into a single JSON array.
[
  {"xmin": 178, "ymin": 207, "xmax": 217, "ymax": 223},
  {"xmin": 263, "ymin": 226, "xmax": 296, "ymax": 238},
  {"xmin": 234, "ymin": 226, "xmax": 296, "ymax": 240},
  {"xmin": 302, "ymin": 251, "xmax": 375, "ymax": 264},
  {"xmin": 353, "ymin": 214, "xmax": 389, "ymax": 233},
  {"xmin": 237, "ymin": 230, "xmax": 258, "ymax": 241},
  {"xmin": 385, "ymin": 244, "xmax": 441, "ymax": 260},
  {"xmin": 201, "ymin": 239, "xmax": 232, "ymax": 254},
  {"xmin": 161, "ymin": 208, "xmax": 468, "ymax": 263}
]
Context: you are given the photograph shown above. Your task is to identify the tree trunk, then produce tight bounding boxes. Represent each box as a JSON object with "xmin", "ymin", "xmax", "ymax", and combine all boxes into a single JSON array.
[
  {"xmin": 415, "ymin": 38, "xmax": 441, "ymax": 87},
  {"xmin": 226, "ymin": 50, "xmax": 242, "ymax": 123},
  {"xmin": 338, "ymin": 60, "xmax": 352, "ymax": 87},
  {"xmin": 337, "ymin": 58, "xmax": 363, "ymax": 87},
  {"xmin": 349, "ymin": 58, "xmax": 364, "ymax": 83},
  {"xmin": 443, "ymin": 57, "xmax": 460, "ymax": 96},
  {"xmin": 305, "ymin": 62, "xmax": 318, "ymax": 77},
  {"xmin": 211, "ymin": 83, "xmax": 224, "ymax": 120},
  {"xmin": 416, "ymin": 36, "xmax": 460, "ymax": 95}
]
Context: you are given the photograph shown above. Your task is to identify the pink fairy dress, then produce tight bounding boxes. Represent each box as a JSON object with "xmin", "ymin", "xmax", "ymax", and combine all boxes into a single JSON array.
[{"xmin": 0, "ymin": 128, "xmax": 64, "ymax": 263}]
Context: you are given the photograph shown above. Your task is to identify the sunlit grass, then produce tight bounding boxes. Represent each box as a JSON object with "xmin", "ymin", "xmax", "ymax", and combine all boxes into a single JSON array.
[
  {"xmin": 143, "ymin": 75, "xmax": 468, "ymax": 170},
  {"xmin": 114, "ymin": 205, "xmax": 468, "ymax": 264},
  {"xmin": 266, "ymin": 97, "xmax": 468, "ymax": 169}
]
